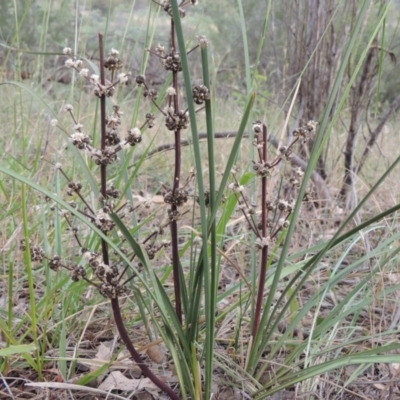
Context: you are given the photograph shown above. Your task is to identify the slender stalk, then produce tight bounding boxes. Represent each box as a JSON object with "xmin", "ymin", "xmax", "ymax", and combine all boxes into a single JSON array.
[
  {"xmin": 111, "ymin": 298, "xmax": 180, "ymax": 400},
  {"xmin": 98, "ymin": 32, "xmax": 109, "ymax": 266},
  {"xmin": 170, "ymin": 18, "xmax": 183, "ymax": 323},
  {"xmin": 252, "ymin": 124, "xmax": 269, "ymax": 340},
  {"xmin": 96, "ymin": 31, "xmax": 180, "ymax": 399}
]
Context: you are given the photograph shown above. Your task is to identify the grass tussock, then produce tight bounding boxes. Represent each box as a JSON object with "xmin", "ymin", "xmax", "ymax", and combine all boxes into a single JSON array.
[{"xmin": 1, "ymin": 1, "xmax": 400, "ymax": 400}]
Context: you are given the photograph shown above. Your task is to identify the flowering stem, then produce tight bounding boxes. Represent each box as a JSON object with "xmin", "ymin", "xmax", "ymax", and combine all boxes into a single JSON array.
[
  {"xmin": 96, "ymin": 32, "xmax": 179, "ymax": 399},
  {"xmin": 98, "ymin": 32, "xmax": 109, "ymax": 267},
  {"xmin": 252, "ymin": 123, "xmax": 269, "ymax": 340},
  {"xmin": 170, "ymin": 18, "xmax": 183, "ymax": 324}
]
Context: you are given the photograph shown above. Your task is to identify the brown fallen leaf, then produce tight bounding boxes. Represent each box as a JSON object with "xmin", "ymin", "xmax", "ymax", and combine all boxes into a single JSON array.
[
  {"xmin": 146, "ymin": 344, "xmax": 165, "ymax": 364},
  {"xmin": 98, "ymin": 370, "xmax": 161, "ymax": 392},
  {"xmin": 93, "ymin": 342, "xmax": 113, "ymax": 368}
]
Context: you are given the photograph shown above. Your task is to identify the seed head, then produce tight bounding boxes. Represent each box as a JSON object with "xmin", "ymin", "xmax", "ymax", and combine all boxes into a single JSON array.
[
  {"xmin": 166, "ymin": 86, "xmax": 176, "ymax": 96},
  {"xmin": 145, "ymin": 113, "xmax": 155, "ymax": 128},
  {"xmin": 90, "ymin": 74, "xmax": 100, "ymax": 84},
  {"xmin": 228, "ymin": 182, "xmax": 244, "ymax": 194},
  {"xmin": 252, "ymin": 121, "xmax": 263, "ymax": 134},
  {"xmin": 165, "ymin": 111, "xmax": 189, "ymax": 131},
  {"xmin": 163, "ymin": 188, "xmax": 188, "ymax": 207},
  {"xmin": 155, "ymin": 44, "xmax": 165, "ymax": 57},
  {"xmin": 79, "ymin": 68, "xmax": 89, "ymax": 78},
  {"xmin": 49, "ymin": 255, "xmax": 62, "ymax": 271},
  {"xmin": 94, "ymin": 208, "xmax": 115, "ymax": 232},
  {"xmin": 162, "ymin": 51, "xmax": 182, "ymax": 72},
  {"xmin": 279, "ymin": 218, "xmax": 290, "ymax": 228},
  {"xmin": 306, "ymin": 120, "xmax": 318, "ymax": 131},
  {"xmin": 197, "ymin": 35, "xmax": 208, "ymax": 48},
  {"xmin": 65, "ymin": 58, "xmax": 74, "ymax": 68},
  {"xmin": 255, "ymin": 236, "xmax": 271, "ymax": 249},
  {"xmin": 104, "ymin": 55, "xmax": 123, "ymax": 71},
  {"xmin": 143, "ymin": 88, "xmax": 158, "ymax": 100},
  {"xmin": 135, "ymin": 75, "xmax": 146, "ymax": 86},
  {"xmin": 124, "ymin": 128, "xmax": 142, "ymax": 146},
  {"xmin": 117, "ymin": 72, "xmax": 130, "ymax": 85},
  {"xmin": 294, "ymin": 167, "xmax": 304, "ymax": 178},
  {"xmin": 75, "ymin": 59, "xmax": 83, "ymax": 68},
  {"xmin": 192, "ymin": 84, "xmax": 210, "ymax": 105}
]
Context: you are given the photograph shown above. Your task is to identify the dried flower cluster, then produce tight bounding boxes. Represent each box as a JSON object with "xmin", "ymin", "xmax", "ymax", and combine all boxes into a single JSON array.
[
  {"xmin": 227, "ymin": 121, "xmax": 317, "ymax": 251},
  {"xmin": 192, "ymin": 84, "xmax": 210, "ymax": 105},
  {"xmin": 46, "ymin": 4, "xmax": 210, "ymax": 301},
  {"xmin": 155, "ymin": 0, "xmax": 198, "ymax": 18},
  {"xmin": 36, "ymin": 44, "xmax": 169, "ymax": 296}
]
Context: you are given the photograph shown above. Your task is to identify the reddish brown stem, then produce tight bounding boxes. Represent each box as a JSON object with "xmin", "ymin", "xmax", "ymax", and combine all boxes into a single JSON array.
[
  {"xmin": 252, "ymin": 124, "xmax": 269, "ymax": 339},
  {"xmin": 98, "ymin": 32, "xmax": 109, "ymax": 267},
  {"xmin": 170, "ymin": 18, "xmax": 183, "ymax": 324},
  {"xmin": 111, "ymin": 298, "xmax": 180, "ymax": 400}
]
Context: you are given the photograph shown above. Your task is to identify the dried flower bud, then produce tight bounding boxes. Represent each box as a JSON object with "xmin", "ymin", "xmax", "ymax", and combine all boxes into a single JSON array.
[
  {"xmin": 255, "ymin": 236, "xmax": 271, "ymax": 249},
  {"xmin": 63, "ymin": 47, "xmax": 72, "ymax": 55},
  {"xmin": 306, "ymin": 120, "xmax": 318, "ymax": 131},
  {"xmin": 168, "ymin": 209, "xmax": 181, "ymax": 222},
  {"xmin": 294, "ymin": 167, "xmax": 304, "ymax": 178},
  {"xmin": 89, "ymin": 75, "xmax": 99, "ymax": 84},
  {"xmin": 252, "ymin": 121, "xmax": 262, "ymax": 134},
  {"xmin": 19, "ymin": 239, "xmax": 27, "ymax": 251},
  {"xmin": 165, "ymin": 111, "xmax": 189, "ymax": 131},
  {"xmin": 192, "ymin": 84, "xmax": 210, "ymax": 104},
  {"xmin": 30, "ymin": 245, "xmax": 45, "ymax": 262},
  {"xmin": 94, "ymin": 208, "xmax": 115, "ymax": 232},
  {"xmin": 197, "ymin": 35, "xmax": 208, "ymax": 48},
  {"xmin": 125, "ymin": 128, "xmax": 142, "ymax": 146},
  {"xmin": 155, "ymin": 44, "xmax": 165, "ymax": 56},
  {"xmin": 145, "ymin": 113, "xmax": 155, "ymax": 128},
  {"xmin": 49, "ymin": 255, "xmax": 62, "ymax": 271},
  {"xmin": 93, "ymin": 83, "xmax": 115, "ymax": 98},
  {"xmin": 135, "ymin": 75, "xmax": 146, "ymax": 86},
  {"xmin": 166, "ymin": 86, "xmax": 176, "ymax": 96},
  {"xmin": 143, "ymin": 88, "xmax": 158, "ymax": 100},
  {"xmin": 65, "ymin": 58, "xmax": 74, "ymax": 68},
  {"xmin": 104, "ymin": 55, "xmax": 123, "ymax": 71},
  {"xmin": 163, "ymin": 188, "xmax": 188, "ymax": 207},
  {"xmin": 117, "ymin": 72, "xmax": 130, "ymax": 85},
  {"xmin": 79, "ymin": 68, "xmax": 89, "ymax": 78},
  {"xmin": 279, "ymin": 218, "xmax": 290, "ymax": 228},
  {"xmin": 162, "ymin": 51, "xmax": 182, "ymax": 72},
  {"xmin": 228, "ymin": 182, "xmax": 244, "ymax": 193},
  {"xmin": 277, "ymin": 199, "xmax": 288, "ymax": 211}
]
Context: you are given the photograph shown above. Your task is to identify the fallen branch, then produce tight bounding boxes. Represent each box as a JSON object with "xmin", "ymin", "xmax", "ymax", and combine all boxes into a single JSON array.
[{"xmin": 356, "ymin": 91, "xmax": 400, "ymax": 175}]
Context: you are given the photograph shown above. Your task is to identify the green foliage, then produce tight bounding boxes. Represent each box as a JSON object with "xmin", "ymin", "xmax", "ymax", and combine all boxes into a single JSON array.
[{"xmin": 1, "ymin": 1, "xmax": 400, "ymax": 399}]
